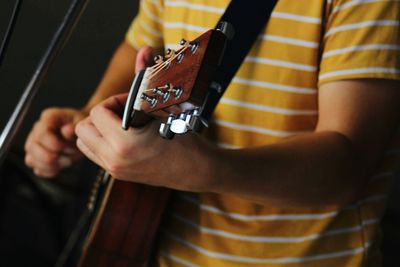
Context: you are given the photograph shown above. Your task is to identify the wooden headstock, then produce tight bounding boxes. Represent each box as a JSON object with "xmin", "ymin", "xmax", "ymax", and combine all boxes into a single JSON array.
[
  {"xmin": 122, "ymin": 24, "xmax": 231, "ymax": 137},
  {"xmin": 140, "ymin": 30, "xmax": 226, "ymax": 115}
]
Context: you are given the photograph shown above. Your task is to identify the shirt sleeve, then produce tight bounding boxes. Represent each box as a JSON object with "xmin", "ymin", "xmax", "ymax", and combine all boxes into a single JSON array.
[
  {"xmin": 318, "ymin": 0, "xmax": 400, "ymax": 85},
  {"xmin": 125, "ymin": 0, "xmax": 164, "ymax": 51}
]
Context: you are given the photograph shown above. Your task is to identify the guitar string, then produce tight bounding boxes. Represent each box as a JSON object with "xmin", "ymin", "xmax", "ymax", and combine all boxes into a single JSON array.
[
  {"xmin": 148, "ymin": 44, "xmax": 189, "ymax": 80},
  {"xmin": 149, "ymin": 44, "xmax": 188, "ymax": 76},
  {"xmin": 139, "ymin": 44, "xmax": 190, "ymax": 106},
  {"xmin": 148, "ymin": 50, "xmax": 186, "ymax": 80}
]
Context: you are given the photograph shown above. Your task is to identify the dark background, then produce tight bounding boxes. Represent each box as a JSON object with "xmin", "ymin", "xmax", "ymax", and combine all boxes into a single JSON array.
[
  {"xmin": 0, "ymin": 1, "xmax": 399, "ymax": 266},
  {"xmin": 0, "ymin": 1, "xmax": 138, "ymax": 266},
  {"xmin": 0, "ymin": 0, "xmax": 137, "ymax": 145}
]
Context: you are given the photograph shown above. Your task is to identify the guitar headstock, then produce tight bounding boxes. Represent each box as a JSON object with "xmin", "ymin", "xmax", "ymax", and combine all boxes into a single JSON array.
[{"xmin": 122, "ymin": 23, "xmax": 232, "ymax": 137}]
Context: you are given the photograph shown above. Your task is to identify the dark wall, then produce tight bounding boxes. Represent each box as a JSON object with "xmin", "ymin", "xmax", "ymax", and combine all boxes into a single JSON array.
[
  {"xmin": 0, "ymin": 0, "xmax": 139, "ymax": 148},
  {"xmin": 0, "ymin": 2, "xmax": 139, "ymax": 265}
]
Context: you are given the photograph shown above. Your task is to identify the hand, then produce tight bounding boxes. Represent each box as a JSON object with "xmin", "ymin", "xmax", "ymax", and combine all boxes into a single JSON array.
[
  {"xmin": 24, "ymin": 107, "xmax": 87, "ymax": 178},
  {"xmin": 74, "ymin": 46, "xmax": 215, "ymax": 191},
  {"xmin": 75, "ymin": 94, "xmax": 214, "ymax": 192}
]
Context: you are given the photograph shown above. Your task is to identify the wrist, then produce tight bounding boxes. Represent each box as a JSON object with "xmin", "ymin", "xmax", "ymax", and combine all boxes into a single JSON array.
[
  {"xmin": 80, "ymin": 100, "xmax": 97, "ymax": 116},
  {"xmin": 187, "ymin": 137, "xmax": 224, "ymax": 193}
]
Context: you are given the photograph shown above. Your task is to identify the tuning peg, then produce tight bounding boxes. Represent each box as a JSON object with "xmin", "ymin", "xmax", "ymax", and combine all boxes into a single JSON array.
[
  {"xmin": 176, "ymin": 53, "xmax": 184, "ymax": 63},
  {"xmin": 170, "ymin": 118, "xmax": 188, "ymax": 134},
  {"xmin": 189, "ymin": 42, "xmax": 199, "ymax": 53},
  {"xmin": 180, "ymin": 38, "xmax": 188, "ymax": 46},
  {"xmin": 141, "ymin": 93, "xmax": 158, "ymax": 108},
  {"xmin": 153, "ymin": 87, "xmax": 170, "ymax": 102},
  {"xmin": 169, "ymin": 113, "xmax": 190, "ymax": 134},
  {"xmin": 153, "ymin": 54, "xmax": 164, "ymax": 64},
  {"xmin": 159, "ymin": 115, "xmax": 175, "ymax": 139},
  {"xmin": 169, "ymin": 109, "xmax": 204, "ymax": 134},
  {"xmin": 159, "ymin": 109, "xmax": 206, "ymax": 138},
  {"xmin": 165, "ymin": 48, "xmax": 176, "ymax": 58},
  {"xmin": 171, "ymin": 86, "xmax": 183, "ymax": 99}
]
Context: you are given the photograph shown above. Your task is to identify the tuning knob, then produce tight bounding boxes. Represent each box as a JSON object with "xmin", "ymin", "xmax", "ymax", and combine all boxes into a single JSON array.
[
  {"xmin": 153, "ymin": 88, "xmax": 170, "ymax": 102},
  {"xmin": 170, "ymin": 119, "xmax": 188, "ymax": 134},
  {"xmin": 180, "ymin": 38, "xmax": 188, "ymax": 46},
  {"xmin": 158, "ymin": 109, "xmax": 205, "ymax": 138},
  {"xmin": 165, "ymin": 48, "xmax": 176, "ymax": 58},
  {"xmin": 176, "ymin": 53, "xmax": 184, "ymax": 63},
  {"xmin": 189, "ymin": 42, "xmax": 199, "ymax": 53},
  {"xmin": 171, "ymin": 87, "xmax": 183, "ymax": 99},
  {"xmin": 141, "ymin": 93, "xmax": 157, "ymax": 108},
  {"xmin": 154, "ymin": 55, "xmax": 163, "ymax": 64}
]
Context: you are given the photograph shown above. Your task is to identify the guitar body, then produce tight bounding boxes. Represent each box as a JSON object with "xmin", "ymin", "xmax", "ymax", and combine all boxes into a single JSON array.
[
  {"xmin": 78, "ymin": 177, "xmax": 171, "ymax": 267},
  {"xmin": 75, "ymin": 26, "xmax": 230, "ymax": 267}
]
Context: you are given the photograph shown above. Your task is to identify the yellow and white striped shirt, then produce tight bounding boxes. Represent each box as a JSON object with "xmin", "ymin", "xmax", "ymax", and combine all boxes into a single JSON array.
[{"xmin": 126, "ymin": 0, "xmax": 400, "ymax": 266}]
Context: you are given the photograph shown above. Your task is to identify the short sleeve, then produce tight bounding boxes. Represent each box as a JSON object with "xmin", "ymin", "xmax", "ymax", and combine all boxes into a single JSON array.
[
  {"xmin": 319, "ymin": 0, "xmax": 400, "ymax": 85},
  {"xmin": 125, "ymin": 0, "xmax": 164, "ymax": 51}
]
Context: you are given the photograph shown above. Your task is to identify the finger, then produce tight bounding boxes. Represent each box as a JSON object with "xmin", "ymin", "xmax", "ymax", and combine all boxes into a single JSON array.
[
  {"xmin": 135, "ymin": 46, "xmax": 154, "ymax": 73},
  {"xmin": 28, "ymin": 142, "xmax": 72, "ymax": 170},
  {"xmin": 40, "ymin": 108, "xmax": 71, "ymax": 132},
  {"xmin": 32, "ymin": 122, "xmax": 69, "ymax": 153},
  {"xmin": 89, "ymin": 95, "xmax": 130, "ymax": 146},
  {"xmin": 76, "ymin": 138, "xmax": 105, "ymax": 168},
  {"xmin": 97, "ymin": 93, "xmax": 128, "ymax": 115},
  {"xmin": 39, "ymin": 108, "xmax": 85, "ymax": 145},
  {"xmin": 33, "ymin": 168, "xmax": 58, "ymax": 179},
  {"xmin": 75, "ymin": 117, "xmax": 109, "ymax": 161},
  {"xmin": 60, "ymin": 123, "xmax": 77, "ymax": 142},
  {"xmin": 26, "ymin": 152, "xmax": 70, "ymax": 178},
  {"xmin": 28, "ymin": 142, "xmax": 62, "ymax": 167},
  {"xmin": 59, "ymin": 122, "xmax": 85, "ymax": 156}
]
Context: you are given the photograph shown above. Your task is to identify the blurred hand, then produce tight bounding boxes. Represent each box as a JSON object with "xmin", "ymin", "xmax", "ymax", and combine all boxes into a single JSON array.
[{"xmin": 24, "ymin": 107, "xmax": 87, "ymax": 178}]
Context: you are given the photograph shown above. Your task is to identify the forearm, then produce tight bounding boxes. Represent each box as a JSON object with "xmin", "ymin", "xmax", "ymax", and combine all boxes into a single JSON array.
[
  {"xmin": 204, "ymin": 131, "xmax": 370, "ymax": 208},
  {"xmin": 199, "ymin": 80, "xmax": 400, "ymax": 208},
  {"xmin": 75, "ymin": 57, "xmax": 399, "ymax": 210},
  {"xmin": 83, "ymin": 41, "xmax": 138, "ymax": 113}
]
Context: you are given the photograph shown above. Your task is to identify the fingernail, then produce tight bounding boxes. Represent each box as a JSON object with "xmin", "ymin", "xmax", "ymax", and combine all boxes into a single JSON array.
[{"xmin": 58, "ymin": 156, "xmax": 72, "ymax": 168}]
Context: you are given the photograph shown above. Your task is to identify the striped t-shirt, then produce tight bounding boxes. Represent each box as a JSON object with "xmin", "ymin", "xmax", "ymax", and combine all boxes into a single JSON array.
[{"xmin": 125, "ymin": 0, "xmax": 400, "ymax": 266}]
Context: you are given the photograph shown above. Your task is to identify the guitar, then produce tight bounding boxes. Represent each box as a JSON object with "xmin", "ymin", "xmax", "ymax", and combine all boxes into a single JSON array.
[{"xmin": 71, "ymin": 23, "xmax": 232, "ymax": 267}]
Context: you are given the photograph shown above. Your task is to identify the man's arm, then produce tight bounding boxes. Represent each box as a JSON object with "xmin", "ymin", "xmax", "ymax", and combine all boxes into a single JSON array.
[
  {"xmin": 211, "ymin": 79, "xmax": 400, "ymax": 207},
  {"xmin": 75, "ymin": 48, "xmax": 400, "ymax": 208}
]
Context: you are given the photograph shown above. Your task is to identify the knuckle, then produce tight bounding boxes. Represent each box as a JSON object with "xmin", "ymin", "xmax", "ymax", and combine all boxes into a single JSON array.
[
  {"xmin": 89, "ymin": 105, "xmax": 99, "ymax": 118},
  {"xmin": 114, "ymin": 143, "xmax": 131, "ymax": 158},
  {"xmin": 75, "ymin": 121, "xmax": 84, "ymax": 134}
]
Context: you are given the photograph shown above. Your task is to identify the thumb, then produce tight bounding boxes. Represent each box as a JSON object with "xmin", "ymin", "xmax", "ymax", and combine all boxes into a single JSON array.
[
  {"xmin": 60, "ymin": 123, "xmax": 77, "ymax": 142},
  {"xmin": 135, "ymin": 46, "xmax": 154, "ymax": 73}
]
